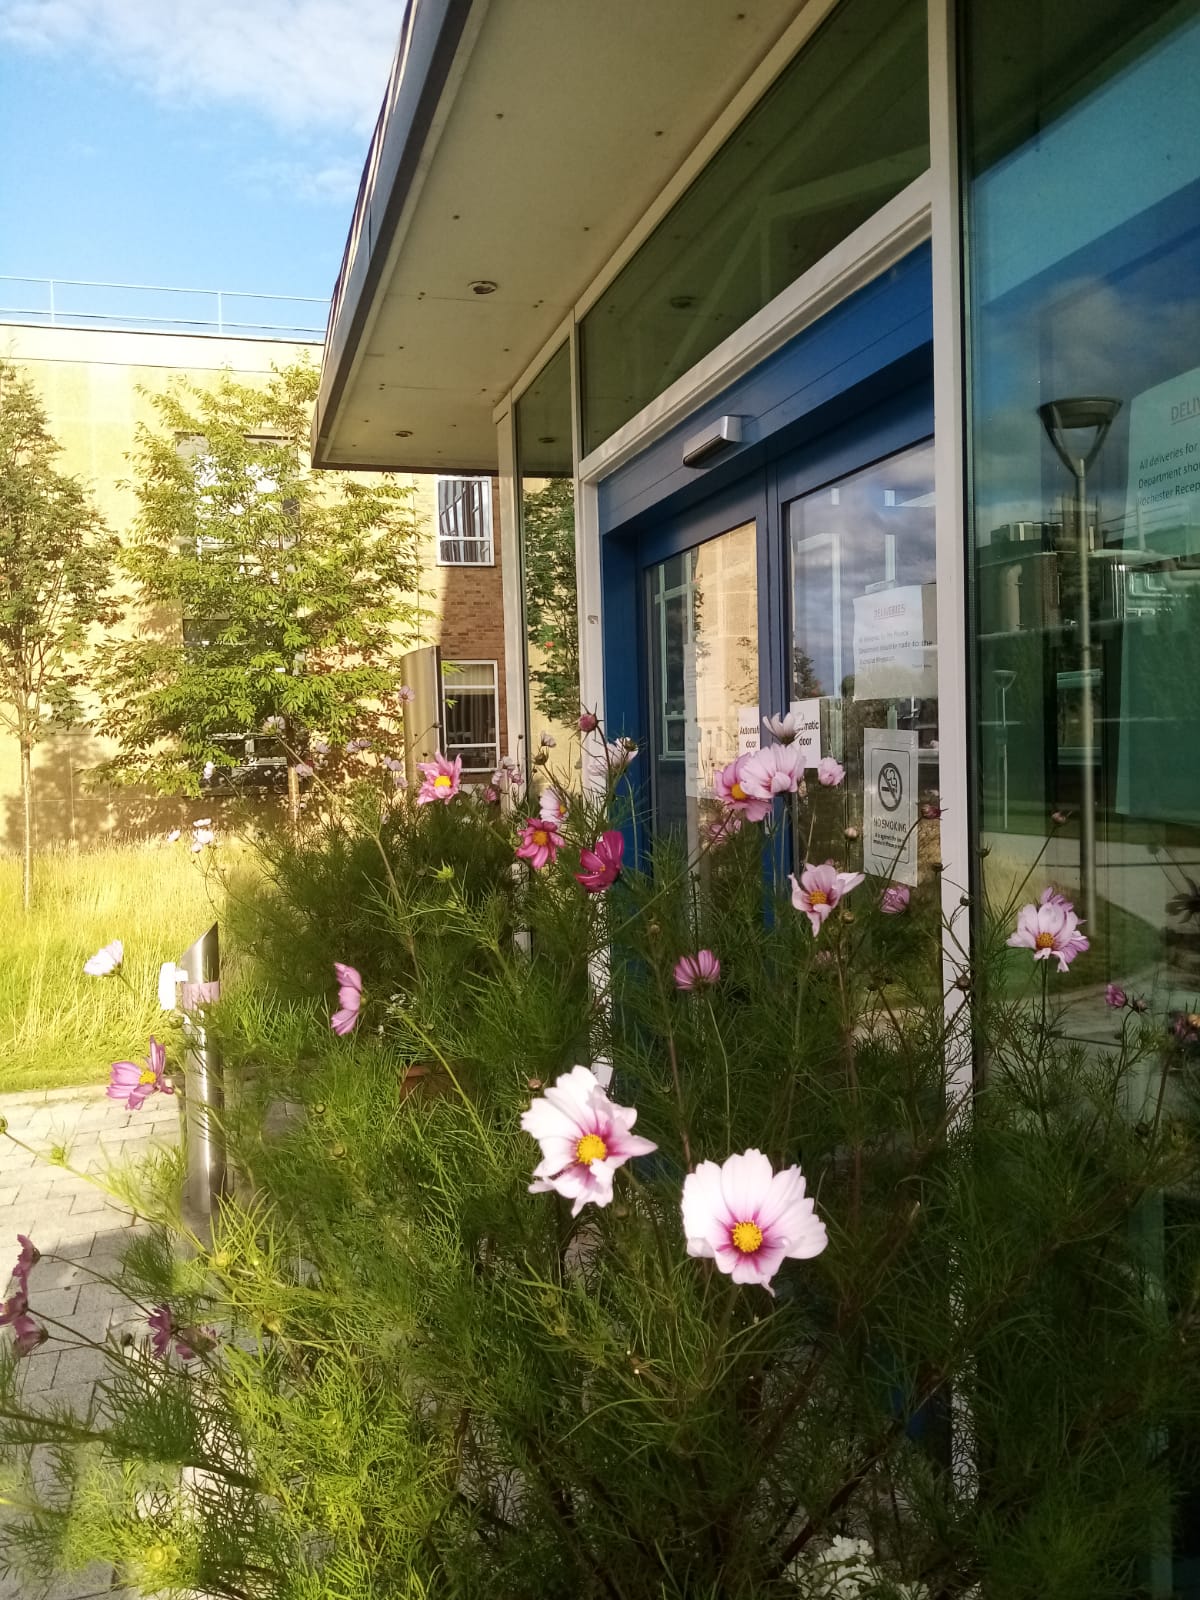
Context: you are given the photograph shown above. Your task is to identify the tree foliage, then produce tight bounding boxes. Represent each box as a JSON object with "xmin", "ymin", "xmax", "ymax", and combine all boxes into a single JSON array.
[
  {"xmin": 522, "ymin": 477, "xmax": 580, "ymax": 727},
  {"xmin": 93, "ymin": 359, "xmax": 423, "ymax": 796},
  {"xmin": 0, "ymin": 361, "xmax": 118, "ymax": 904}
]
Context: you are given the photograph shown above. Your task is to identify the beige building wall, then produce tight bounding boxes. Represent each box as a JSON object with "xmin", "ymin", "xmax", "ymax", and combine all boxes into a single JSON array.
[{"xmin": 0, "ymin": 324, "xmax": 507, "ymax": 852}]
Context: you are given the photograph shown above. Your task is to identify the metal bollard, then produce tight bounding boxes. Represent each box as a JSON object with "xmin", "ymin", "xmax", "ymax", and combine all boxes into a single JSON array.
[{"xmin": 177, "ymin": 923, "xmax": 227, "ymax": 1231}]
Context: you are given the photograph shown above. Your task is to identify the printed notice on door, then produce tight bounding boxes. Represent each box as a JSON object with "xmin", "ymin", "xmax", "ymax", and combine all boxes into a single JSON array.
[
  {"xmin": 852, "ymin": 585, "xmax": 937, "ymax": 701},
  {"xmin": 863, "ymin": 727, "xmax": 918, "ymax": 886}
]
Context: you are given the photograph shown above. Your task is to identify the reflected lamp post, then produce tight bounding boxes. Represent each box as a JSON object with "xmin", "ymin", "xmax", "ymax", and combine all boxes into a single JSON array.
[{"xmin": 1037, "ymin": 396, "xmax": 1121, "ymax": 933}]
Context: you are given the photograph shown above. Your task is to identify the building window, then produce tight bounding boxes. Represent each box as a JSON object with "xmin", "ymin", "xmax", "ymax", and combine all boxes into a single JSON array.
[
  {"xmin": 437, "ymin": 476, "xmax": 494, "ymax": 565},
  {"xmin": 578, "ymin": 0, "xmax": 928, "ymax": 453},
  {"xmin": 442, "ymin": 661, "xmax": 499, "ymax": 773}
]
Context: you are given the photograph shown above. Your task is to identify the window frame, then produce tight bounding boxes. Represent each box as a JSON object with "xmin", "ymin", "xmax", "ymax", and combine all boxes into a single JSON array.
[
  {"xmin": 441, "ymin": 658, "xmax": 501, "ymax": 775},
  {"xmin": 436, "ymin": 475, "xmax": 495, "ymax": 567}
]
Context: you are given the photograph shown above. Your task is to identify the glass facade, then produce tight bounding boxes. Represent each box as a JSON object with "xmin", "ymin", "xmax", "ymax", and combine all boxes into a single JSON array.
[
  {"xmin": 578, "ymin": 0, "xmax": 928, "ymax": 455},
  {"xmin": 964, "ymin": 0, "xmax": 1200, "ymax": 1028},
  {"xmin": 963, "ymin": 10, "xmax": 1200, "ymax": 1586},
  {"xmin": 647, "ymin": 521, "xmax": 758, "ymax": 850},
  {"xmin": 514, "ymin": 344, "xmax": 580, "ymax": 786}
]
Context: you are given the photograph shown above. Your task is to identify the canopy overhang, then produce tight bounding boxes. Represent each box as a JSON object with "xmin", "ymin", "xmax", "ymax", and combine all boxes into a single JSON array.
[{"xmin": 313, "ymin": 0, "xmax": 805, "ymax": 474}]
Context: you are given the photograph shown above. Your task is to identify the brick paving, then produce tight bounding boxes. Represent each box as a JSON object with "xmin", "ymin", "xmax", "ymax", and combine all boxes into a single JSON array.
[{"xmin": 0, "ymin": 1083, "xmax": 179, "ymax": 1599}]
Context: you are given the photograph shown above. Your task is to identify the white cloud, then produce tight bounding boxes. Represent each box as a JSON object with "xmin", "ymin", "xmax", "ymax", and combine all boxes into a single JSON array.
[
  {"xmin": 242, "ymin": 156, "xmax": 363, "ymax": 206},
  {"xmin": 0, "ymin": 0, "xmax": 402, "ymax": 134}
]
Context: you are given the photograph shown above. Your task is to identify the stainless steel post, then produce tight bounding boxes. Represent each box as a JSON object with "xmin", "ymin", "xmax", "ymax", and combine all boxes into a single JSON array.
[{"xmin": 177, "ymin": 923, "xmax": 226, "ymax": 1229}]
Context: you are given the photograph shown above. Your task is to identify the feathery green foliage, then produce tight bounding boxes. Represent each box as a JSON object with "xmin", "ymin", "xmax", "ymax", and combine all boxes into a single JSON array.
[{"xmin": 2, "ymin": 755, "xmax": 1198, "ymax": 1598}]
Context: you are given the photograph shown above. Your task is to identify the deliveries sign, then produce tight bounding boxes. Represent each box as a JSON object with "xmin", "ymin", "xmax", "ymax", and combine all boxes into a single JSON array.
[{"xmin": 852, "ymin": 584, "xmax": 937, "ymax": 701}]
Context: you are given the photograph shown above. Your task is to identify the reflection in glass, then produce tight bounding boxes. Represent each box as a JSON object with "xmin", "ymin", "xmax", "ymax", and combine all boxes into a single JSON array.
[
  {"xmin": 515, "ymin": 344, "xmax": 579, "ymax": 790},
  {"xmin": 788, "ymin": 442, "xmax": 938, "ymax": 881},
  {"xmin": 579, "ymin": 0, "xmax": 928, "ymax": 454},
  {"xmin": 965, "ymin": 0, "xmax": 1200, "ymax": 1036},
  {"xmin": 648, "ymin": 523, "xmax": 757, "ymax": 852}
]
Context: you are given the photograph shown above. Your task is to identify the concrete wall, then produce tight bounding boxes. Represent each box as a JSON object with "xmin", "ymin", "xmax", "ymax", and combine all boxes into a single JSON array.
[{"xmin": 0, "ymin": 323, "xmax": 507, "ymax": 851}]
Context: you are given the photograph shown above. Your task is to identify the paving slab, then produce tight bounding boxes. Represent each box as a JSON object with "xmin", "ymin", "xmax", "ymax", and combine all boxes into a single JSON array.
[{"xmin": 0, "ymin": 1084, "xmax": 177, "ymax": 1600}]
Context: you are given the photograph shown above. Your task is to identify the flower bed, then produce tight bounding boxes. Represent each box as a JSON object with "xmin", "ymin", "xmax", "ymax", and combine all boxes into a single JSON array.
[{"xmin": 1, "ymin": 718, "xmax": 1197, "ymax": 1598}]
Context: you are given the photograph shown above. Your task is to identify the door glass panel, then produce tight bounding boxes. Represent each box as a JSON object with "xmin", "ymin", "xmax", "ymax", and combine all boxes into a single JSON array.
[
  {"xmin": 788, "ymin": 441, "xmax": 938, "ymax": 884},
  {"xmin": 648, "ymin": 521, "xmax": 758, "ymax": 851}
]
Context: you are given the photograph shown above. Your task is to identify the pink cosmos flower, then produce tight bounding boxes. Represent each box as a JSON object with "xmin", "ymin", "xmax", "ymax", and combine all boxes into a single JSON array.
[
  {"xmin": 578, "ymin": 710, "xmax": 600, "ymax": 733},
  {"xmin": 148, "ymin": 1304, "xmax": 202, "ymax": 1361},
  {"xmin": 738, "ymin": 743, "xmax": 804, "ymax": 801},
  {"xmin": 0, "ymin": 1290, "xmax": 45, "ymax": 1356},
  {"xmin": 107, "ymin": 1037, "xmax": 173, "ymax": 1111},
  {"xmin": 789, "ymin": 862, "xmax": 866, "ymax": 937},
  {"xmin": 397, "ymin": 684, "xmax": 416, "ymax": 705},
  {"xmin": 330, "ymin": 963, "xmax": 362, "ymax": 1035},
  {"xmin": 714, "ymin": 756, "xmax": 772, "ymax": 823},
  {"xmin": 576, "ymin": 830, "xmax": 624, "ymax": 892},
  {"xmin": 1006, "ymin": 898, "xmax": 1089, "ymax": 973},
  {"xmin": 921, "ymin": 798, "xmax": 945, "ymax": 819},
  {"xmin": 516, "ymin": 817, "xmax": 565, "ymax": 871},
  {"xmin": 762, "ymin": 711, "xmax": 802, "ymax": 744},
  {"xmin": 681, "ymin": 1149, "xmax": 828, "ymax": 1294},
  {"xmin": 1105, "ymin": 983, "xmax": 1127, "ymax": 1009},
  {"xmin": 881, "ymin": 885, "xmax": 910, "ymax": 915},
  {"xmin": 13, "ymin": 1235, "xmax": 39, "ymax": 1293},
  {"xmin": 704, "ymin": 810, "xmax": 744, "ymax": 848},
  {"xmin": 416, "ymin": 752, "xmax": 463, "ymax": 805},
  {"xmin": 521, "ymin": 1065, "xmax": 658, "ymax": 1216},
  {"xmin": 674, "ymin": 950, "xmax": 720, "ymax": 990},
  {"xmin": 483, "ymin": 786, "xmax": 500, "ymax": 805},
  {"xmin": 166, "ymin": 828, "xmax": 181, "ymax": 843},
  {"xmin": 84, "ymin": 939, "xmax": 123, "ymax": 977},
  {"xmin": 539, "ymin": 787, "xmax": 567, "ymax": 825},
  {"xmin": 816, "ymin": 756, "xmax": 845, "ymax": 787},
  {"xmin": 1038, "ymin": 886, "xmax": 1071, "ymax": 908}
]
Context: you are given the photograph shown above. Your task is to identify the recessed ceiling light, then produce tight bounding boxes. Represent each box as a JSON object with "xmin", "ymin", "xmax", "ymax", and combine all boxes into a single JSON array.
[{"xmin": 469, "ymin": 280, "xmax": 498, "ymax": 296}]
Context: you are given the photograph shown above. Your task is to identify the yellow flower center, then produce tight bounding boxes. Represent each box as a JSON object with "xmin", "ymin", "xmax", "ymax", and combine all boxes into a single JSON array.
[
  {"xmin": 1034, "ymin": 931, "xmax": 1056, "ymax": 949},
  {"xmin": 533, "ymin": 829, "xmax": 549, "ymax": 846},
  {"xmin": 731, "ymin": 1220, "xmax": 763, "ymax": 1254},
  {"xmin": 731, "ymin": 782, "xmax": 747, "ymax": 801},
  {"xmin": 808, "ymin": 889, "xmax": 828, "ymax": 905},
  {"xmin": 433, "ymin": 774, "xmax": 452, "ymax": 791},
  {"xmin": 138, "ymin": 1067, "xmax": 158, "ymax": 1086},
  {"xmin": 576, "ymin": 1133, "xmax": 608, "ymax": 1166}
]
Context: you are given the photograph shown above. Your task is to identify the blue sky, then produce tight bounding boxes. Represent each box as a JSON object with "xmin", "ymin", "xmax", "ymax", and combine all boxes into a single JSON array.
[{"xmin": 0, "ymin": 1, "xmax": 401, "ymax": 317}]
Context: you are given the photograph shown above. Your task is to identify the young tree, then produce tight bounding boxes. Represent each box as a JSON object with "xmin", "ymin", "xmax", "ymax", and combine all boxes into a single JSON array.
[
  {"xmin": 94, "ymin": 359, "xmax": 423, "ymax": 819},
  {"xmin": 522, "ymin": 476, "xmax": 580, "ymax": 727},
  {"xmin": 0, "ymin": 362, "xmax": 118, "ymax": 910}
]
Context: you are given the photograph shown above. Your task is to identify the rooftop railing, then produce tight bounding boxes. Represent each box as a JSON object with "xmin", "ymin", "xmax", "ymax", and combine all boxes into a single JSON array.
[{"xmin": 0, "ymin": 276, "xmax": 329, "ymax": 341}]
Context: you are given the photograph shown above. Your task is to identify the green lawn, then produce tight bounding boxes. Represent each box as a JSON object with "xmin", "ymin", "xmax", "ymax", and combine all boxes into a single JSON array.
[{"xmin": 0, "ymin": 841, "xmax": 228, "ymax": 1095}]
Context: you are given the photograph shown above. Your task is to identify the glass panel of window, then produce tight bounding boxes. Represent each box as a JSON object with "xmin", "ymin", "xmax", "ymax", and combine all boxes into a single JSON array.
[
  {"xmin": 963, "ymin": 9, "xmax": 1200, "ymax": 1582},
  {"xmin": 515, "ymin": 343, "xmax": 580, "ymax": 788},
  {"xmin": 442, "ymin": 660, "xmax": 499, "ymax": 773},
  {"xmin": 648, "ymin": 521, "xmax": 758, "ymax": 852},
  {"xmin": 788, "ymin": 441, "xmax": 938, "ymax": 880},
  {"xmin": 437, "ymin": 477, "xmax": 494, "ymax": 565},
  {"xmin": 578, "ymin": 0, "xmax": 928, "ymax": 455},
  {"xmin": 965, "ymin": 0, "xmax": 1200, "ymax": 1027}
]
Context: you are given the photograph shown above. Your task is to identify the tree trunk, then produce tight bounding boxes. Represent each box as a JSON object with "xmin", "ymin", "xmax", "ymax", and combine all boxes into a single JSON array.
[
  {"xmin": 20, "ymin": 738, "xmax": 33, "ymax": 913},
  {"xmin": 286, "ymin": 761, "xmax": 300, "ymax": 832}
]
